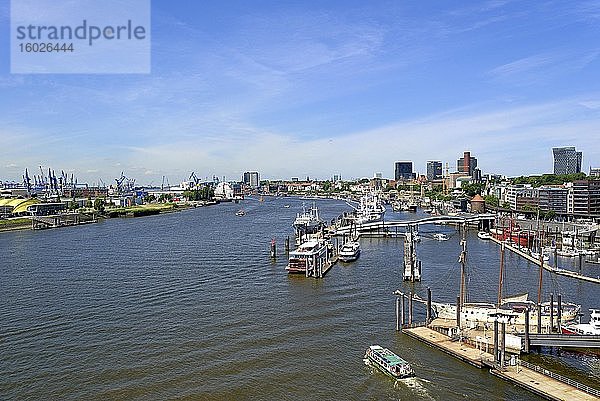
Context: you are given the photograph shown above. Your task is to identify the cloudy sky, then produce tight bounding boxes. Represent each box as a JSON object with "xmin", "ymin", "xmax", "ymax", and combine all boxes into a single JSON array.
[{"xmin": 1, "ymin": 0, "xmax": 600, "ymax": 185}]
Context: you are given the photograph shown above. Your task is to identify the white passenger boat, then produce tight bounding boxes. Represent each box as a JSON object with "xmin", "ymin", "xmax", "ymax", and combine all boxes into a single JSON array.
[
  {"xmin": 562, "ymin": 309, "xmax": 600, "ymax": 335},
  {"xmin": 530, "ymin": 250, "xmax": 549, "ymax": 262},
  {"xmin": 365, "ymin": 345, "xmax": 414, "ymax": 379},
  {"xmin": 477, "ymin": 231, "xmax": 491, "ymax": 240},
  {"xmin": 286, "ymin": 238, "xmax": 335, "ymax": 277},
  {"xmin": 350, "ymin": 191, "xmax": 386, "ymax": 225},
  {"xmin": 557, "ymin": 248, "xmax": 580, "ymax": 257},
  {"xmin": 432, "ymin": 233, "xmax": 449, "ymax": 241},
  {"xmin": 339, "ymin": 241, "xmax": 360, "ymax": 262}
]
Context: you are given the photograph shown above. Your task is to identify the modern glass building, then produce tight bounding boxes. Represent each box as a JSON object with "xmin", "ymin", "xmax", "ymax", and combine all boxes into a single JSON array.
[
  {"xmin": 426, "ymin": 161, "xmax": 442, "ymax": 181},
  {"xmin": 394, "ymin": 161, "xmax": 414, "ymax": 181},
  {"xmin": 552, "ymin": 147, "xmax": 582, "ymax": 175},
  {"xmin": 242, "ymin": 171, "xmax": 260, "ymax": 188}
]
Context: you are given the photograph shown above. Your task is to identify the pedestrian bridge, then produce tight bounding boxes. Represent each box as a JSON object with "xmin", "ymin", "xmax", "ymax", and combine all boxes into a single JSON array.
[
  {"xmin": 519, "ymin": 333, "xmax": 600, "ymax": 348},
  {"xmin": 333, "ymin": 213, "xmax": 496, "ymax": 235}
]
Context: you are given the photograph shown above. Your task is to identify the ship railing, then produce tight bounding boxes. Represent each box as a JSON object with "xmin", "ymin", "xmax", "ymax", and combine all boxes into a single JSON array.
[
  {"xmin": 519, "ymin": 360, "xmax": 600, "ymax": 397},
  {"xmin": 401, "ymin": 321, "xmax": 428, "ymax": 329}
]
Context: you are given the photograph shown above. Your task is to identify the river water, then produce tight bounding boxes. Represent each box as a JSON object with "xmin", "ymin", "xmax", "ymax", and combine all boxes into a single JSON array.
[{"xmin": 1, "ymin": 197, "xmax": 598, "ymax": 400}]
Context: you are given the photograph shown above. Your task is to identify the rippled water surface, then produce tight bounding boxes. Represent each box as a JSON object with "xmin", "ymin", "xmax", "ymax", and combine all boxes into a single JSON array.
[{"xmin": 1, "ymin": 198, "xmax": 598, "ymax": 400}]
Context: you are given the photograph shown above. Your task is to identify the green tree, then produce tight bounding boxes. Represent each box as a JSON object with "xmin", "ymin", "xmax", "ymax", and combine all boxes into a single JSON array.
[
  {"xmin": 484, "ymin": 195, "xmax": 499, "ymax": 207},
  {"xmin": 93, "ymin": 198, "xmax": 106, "ymax": 212},
  {"xmin": 461, "ymin": 183, "xmax": 485, "ymax": 197},
  {"xmin": 68, "ymin": 200, "xmax": 79, "ymax": 210},
  {"xmin": 85, "ymin": 197, "xmax": 93, "ymax": 208}
]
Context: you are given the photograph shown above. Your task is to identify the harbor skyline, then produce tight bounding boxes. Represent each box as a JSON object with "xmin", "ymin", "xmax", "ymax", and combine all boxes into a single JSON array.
[{"xmin": 2, "ymin": 2, "xmax": 600, "ymax": 181}]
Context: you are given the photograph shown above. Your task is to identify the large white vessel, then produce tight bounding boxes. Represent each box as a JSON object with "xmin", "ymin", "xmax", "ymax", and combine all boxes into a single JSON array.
[
  {"xmin": 402, "ymin": 292, "xmax": 581, "ymax": 327},
  {"xmin": 351, "ymin": 191, "xmax": 386, "ymax": 225},
  {"xmin": 286, "ymin": 238, "xmax": 335, "ymax": 277},
  {"xmin": 562, "ymin": 309, "xmax": 600, "ymax": 335},
  {"xmin": 293, "ymin": 203, "xmax": 325, "ymax": 245}
]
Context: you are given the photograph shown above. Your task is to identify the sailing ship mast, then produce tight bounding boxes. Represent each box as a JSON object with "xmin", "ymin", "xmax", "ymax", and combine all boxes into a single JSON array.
[
  {"xmin": 497, "ymin": 242, "xmax": 505, "ymax": 307},
  {"xmin": 459, "ymin": 223, "xmax": 467, "ymax": 307}
]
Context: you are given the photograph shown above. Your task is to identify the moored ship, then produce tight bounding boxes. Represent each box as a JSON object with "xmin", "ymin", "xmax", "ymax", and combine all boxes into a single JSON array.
[
  {"xmin": 338, "ymin": 241, "xmax": 360, "ymax": 262},
  {"xmin": 365, "ymin": 345, "xmax": 414, "ymax": 379},
  {"xmin": 561, "ymin": 309, "xmax": 600, "ymax": 335},
  {"xmin": 350, "ymin": 191, "xmax": 386, "ymax": 225}
]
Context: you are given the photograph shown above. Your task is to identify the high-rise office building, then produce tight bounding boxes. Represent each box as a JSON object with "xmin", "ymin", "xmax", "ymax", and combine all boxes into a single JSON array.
[
  {"xmin": 426, "ymin": 161, "xmax": 442, "ymax": 181},
  {"xmin": 394, "ymin": 161, "xmax": 414, "ymax": 181},
  {"xmin": 242, "ymin": 171, "xmax": 260, "ymax": 188},
  {"xmin": 553, "ymin": 147, "xmax": 582, "ymax": 175},
  {"xmin": 457, "ymin": 151, "xmax": 477, "ymax": 176}
]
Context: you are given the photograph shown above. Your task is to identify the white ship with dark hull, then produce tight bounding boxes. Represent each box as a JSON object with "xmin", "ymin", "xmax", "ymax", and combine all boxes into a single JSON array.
[
  {"xmin": 401, "ymin": 292, "xmax": 581, "ymax": 327},
  {"xmin": 349, "ymin": 191, "xmax": 386, "ymax": 225}
]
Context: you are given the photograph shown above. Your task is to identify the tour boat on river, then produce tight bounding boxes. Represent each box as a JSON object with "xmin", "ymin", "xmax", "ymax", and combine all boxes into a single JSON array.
[{"xmin": 365, "ymin": 345, "xmax": 414, "ymax": 379}]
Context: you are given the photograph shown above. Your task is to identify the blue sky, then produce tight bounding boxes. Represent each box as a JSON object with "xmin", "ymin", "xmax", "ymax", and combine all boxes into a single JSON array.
[{"xmin": 1, "ymin": 0, "xmax": 600, "ymax": 184}]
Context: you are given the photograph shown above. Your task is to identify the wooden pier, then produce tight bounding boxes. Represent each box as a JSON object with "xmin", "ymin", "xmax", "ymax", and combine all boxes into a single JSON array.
[
  {"xmin": 31, "ymin": 213, "xmax": 97, "ymax": 230},
  {"xmin": 403, "ymin": 325, "xmax": 600, "ymax": 401},
  {"xmin": 490, "ymin": 237, "xmax": 600, "ymax": 284}
]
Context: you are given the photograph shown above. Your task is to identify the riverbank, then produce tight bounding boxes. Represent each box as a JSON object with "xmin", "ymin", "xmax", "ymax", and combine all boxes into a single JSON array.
[
  {"xmin": 0, "ymin": 217, "xmax": 32, "ymax": 232},
  {"xmin": 0, "ymin": 200, "xmax": 221, "ymax": 233}
]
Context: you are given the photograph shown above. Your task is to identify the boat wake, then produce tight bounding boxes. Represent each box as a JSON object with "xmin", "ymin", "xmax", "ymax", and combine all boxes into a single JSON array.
[
  {"xmin": 396, "ymin": 377, "xmax": 434, "ymax": 400},
  {"xmin": 365, "ymin": 358, "xmax": 434, "ymax": 399}
]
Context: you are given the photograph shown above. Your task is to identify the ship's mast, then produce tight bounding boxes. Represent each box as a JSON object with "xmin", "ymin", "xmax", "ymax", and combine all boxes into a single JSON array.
[
  {"xmin": 459, "ymin": 223, "xmax": 467, "ymax": 306},
  {"xmin": 497, "ymin": 242, "xmax": 505, "ymax": 307}
]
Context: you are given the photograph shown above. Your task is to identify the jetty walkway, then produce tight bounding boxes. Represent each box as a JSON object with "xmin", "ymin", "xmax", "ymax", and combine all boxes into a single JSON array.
[
  {"xmin": 490, "ymin": 237, "xmax": 600, "ymax": 284},
  {"xmin": 403, "ymin": 325, "xmax": 599, "ymax": 401}
]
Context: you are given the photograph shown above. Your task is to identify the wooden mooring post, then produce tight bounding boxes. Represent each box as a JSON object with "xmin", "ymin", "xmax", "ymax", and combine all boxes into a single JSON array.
[
  {"xmin": 426, "ymin": 287, "xmax": 432, "ymax": 324},
  {"xmin": 396, "ymin": 297, "xmax": 401, "ymax": 331},
  {"xmin": 270, "ymin": 239, "xmax": 276, "ymax": 259},
  {"xmin": 524, "ymin": 308, "xmax": 530, "ymax": 353},
  {"xmin": 550, "ymin": 294, "xmax": 554, "ymax": 332},
  {"xmin": 408, "ymin": 291, "xmax": 413, "ymax": 325}
]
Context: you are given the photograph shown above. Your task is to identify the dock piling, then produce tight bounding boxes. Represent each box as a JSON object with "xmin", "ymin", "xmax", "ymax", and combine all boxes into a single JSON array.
[
  {"xmin": 284, "ymin": 236, "xmax": 290, "ymax": 252},
  {"xmin": 524, "ymin": 308, "xmax": 530, "ymax": 353},
  {"xmin": 401, "ymin": 295, "xmax": 405, "ymax": 327},
  {"xmin": 408, "ymin": 291, "xmax": 413, "ymax": 325},
  {"xmin": 426, "ymin": 288, "xmax": 432, "ymax": 324},
  {"xmin": 557, "ymin": 294, "xmax": 562, "ymax": 330},
  {"xmin": 494, "ymin": 319, "xmax": 499, "ymax": 364},
  {"xmin": 270, "ymin": 239, "xmax": 276, "ymax": 259},
  {"xmin": 550, "ymin": 294, "xmax": 554, "ymax": 332},
  {"xmin": 396, "ymin": 297, "xmax": 401, "ymax": 331},
  {"xmin": 537, "ymin": 303, "xmax": 542, "ymax": 334},
  {"xmin": 501, "ymin": 322, "xmax": 506, "ymax": 368}
]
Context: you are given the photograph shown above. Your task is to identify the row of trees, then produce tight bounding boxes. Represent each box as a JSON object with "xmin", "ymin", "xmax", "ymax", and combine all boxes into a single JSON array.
[{"xmin": 182, "ymin": 187, "xmax": 214, "ymax": 201}]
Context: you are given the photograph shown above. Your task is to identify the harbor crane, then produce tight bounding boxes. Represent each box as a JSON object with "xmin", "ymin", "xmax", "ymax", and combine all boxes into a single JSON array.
[{"xmin": 115, "ymin": 172, "xmax": 135, "ymax": 193}]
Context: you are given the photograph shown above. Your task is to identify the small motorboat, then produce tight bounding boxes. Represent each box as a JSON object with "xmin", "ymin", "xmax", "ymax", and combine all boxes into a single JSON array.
[
  {"xmin": 477, "ymin": 231, "xmax": 491, "ymax": 240},
  {"xmin": 432, "ymin": 233, "xmax": 449, "ymax": 241},
  {"xmin": 235, "ymin": 209, "xmax": 245, "ymax": 216},
  {"xmin": 339, "ymin": 241, "xmax": 360, "ymax": 262}
]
